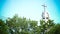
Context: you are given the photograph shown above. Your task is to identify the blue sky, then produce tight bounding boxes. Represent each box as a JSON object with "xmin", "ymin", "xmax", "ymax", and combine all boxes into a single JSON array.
[{"xmin": 0, "ymin": 0, "xmax": 60, "ymax": 23}]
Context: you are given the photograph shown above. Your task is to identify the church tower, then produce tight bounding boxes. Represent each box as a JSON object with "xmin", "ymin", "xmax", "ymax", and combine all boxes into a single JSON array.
[{"xmin": 42, "ymin": 4, "xmax": 49, "ymax": 22}]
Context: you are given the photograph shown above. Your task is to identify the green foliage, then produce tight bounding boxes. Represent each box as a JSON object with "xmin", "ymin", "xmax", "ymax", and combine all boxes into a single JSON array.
[
  {"xmin": 6, "ymin": 15, "xmax": 40, "ymax": 34},
  {"xmin": 46, "ymin": 24, "xmax": 60, "ymax": 34},
  {"xmin": 40, "ymin": 19, "xmax": 55, "ymax": 34},
  {"xmin": 0, "ymin": 19, "xmax": 9, "ymax": 34},
  {"xmin": 0, "ymin": 14, "xmax": 59, "ymax": 34}
]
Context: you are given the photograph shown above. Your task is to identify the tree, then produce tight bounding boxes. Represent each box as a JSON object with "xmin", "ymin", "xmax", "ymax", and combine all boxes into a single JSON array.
[
  {"xmin": 40, "ymin": 19, "xmax": 55, "ymax": 34},
  {"xmin": 6, "ymin": 14, "xmax": 29, "ymax": 34},
  {"xmin": 47, "ymin": 24, "xmax": 60, "ymax": 34},
  {"xmin": 6, "ymin": 14, "xmax": 20, "ymax": 34},
  {"xmin": 29, "ymin": 20, "xmax": 38, "ymax": 34},
  {"xmin": 0, "ymin": 19, "xmax": 9, "ymax": 34}
]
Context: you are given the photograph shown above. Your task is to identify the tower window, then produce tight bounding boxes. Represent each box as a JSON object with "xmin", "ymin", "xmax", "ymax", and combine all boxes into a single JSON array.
[
  {"xmin": 43, "ymin": 18, "xmax": 45, "ymax": 19},
  {"xmin": 46, "ymin": 17, "xmax": 48, "ymax": 19}
]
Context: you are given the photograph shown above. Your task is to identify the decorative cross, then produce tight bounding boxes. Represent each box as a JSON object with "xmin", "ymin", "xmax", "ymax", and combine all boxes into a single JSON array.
[{"xmin": 42, "ymin": 4, "xmax": 47, "ymax": 12}]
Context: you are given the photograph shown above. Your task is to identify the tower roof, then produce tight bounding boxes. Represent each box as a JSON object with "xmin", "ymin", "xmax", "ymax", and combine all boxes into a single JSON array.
[{"xmin": 42, "ymin": 11, "xmax": 49, "ymax": 18}]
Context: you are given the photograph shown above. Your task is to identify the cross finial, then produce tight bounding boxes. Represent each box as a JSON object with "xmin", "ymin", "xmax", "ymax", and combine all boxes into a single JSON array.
[{"xmin": 42, "ymin": 4, "xmax": 47, "ymax": 12}]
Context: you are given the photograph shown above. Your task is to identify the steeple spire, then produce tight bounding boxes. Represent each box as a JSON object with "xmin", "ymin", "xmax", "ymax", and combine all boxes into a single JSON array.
[{"xmin": 42, "ymin": 4, "xmax": 47, "ymax": 12}]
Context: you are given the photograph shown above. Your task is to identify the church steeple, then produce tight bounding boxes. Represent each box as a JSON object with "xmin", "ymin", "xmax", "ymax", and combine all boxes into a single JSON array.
[
  {"xmin": 42, "ymin": 4, "xmax": 47, "ymax": 12},
  {"xmin": 42, "ymin": 4, "xmax": 49, "ymax": 22}
]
